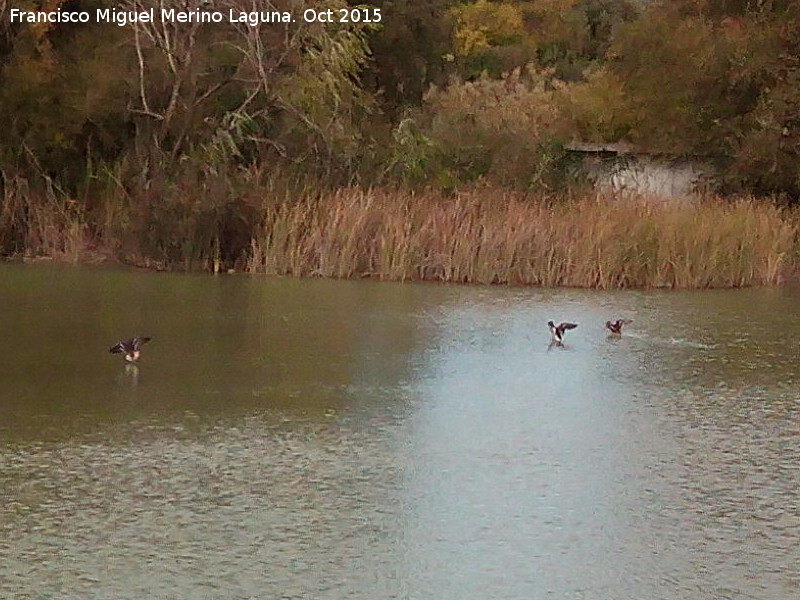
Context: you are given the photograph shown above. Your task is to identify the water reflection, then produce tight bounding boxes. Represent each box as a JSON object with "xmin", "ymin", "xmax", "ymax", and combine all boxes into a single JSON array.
[{"xmin": 0, "ymin": 265, "xmax": 798, "ymax": 599}]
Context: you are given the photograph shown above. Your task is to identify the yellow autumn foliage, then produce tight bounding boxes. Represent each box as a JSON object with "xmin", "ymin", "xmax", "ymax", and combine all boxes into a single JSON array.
[{"xmin": 450, "ymin": 0, "xmax": 525, "ymax": 56}]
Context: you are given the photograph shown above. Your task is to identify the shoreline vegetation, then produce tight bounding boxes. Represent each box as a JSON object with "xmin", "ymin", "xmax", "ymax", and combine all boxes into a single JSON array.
[
  {"xmin": 253, "ymin": 190, "xmax": 798, "ymax": 289},
  {"xmin": 3, "ymin": 1, "xmax": 800, "ymax": 289},
  {"xmin": 2, "ymin": 181, "xmax": 796, "ymax": 289}
]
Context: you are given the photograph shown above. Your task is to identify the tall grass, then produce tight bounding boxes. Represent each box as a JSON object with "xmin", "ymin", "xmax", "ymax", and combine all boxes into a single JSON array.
[
  {"xmin": 2, "ymin": 173, "xmax": 797, "ymax": 288},
  {"xmin": 0, "ymin": 175, "xmax": 96, "ymax": 262},
  {"xmin": 249, "ymin": 189, "xmax": 798, "ymax": 288}
]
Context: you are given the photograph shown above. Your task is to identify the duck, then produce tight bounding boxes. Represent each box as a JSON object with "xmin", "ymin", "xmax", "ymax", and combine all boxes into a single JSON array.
[
  {"xmin": 548, "ymin": 321, "xmax": 578, "ymax": 345},
  {"xmin": 605, "ymin": 319, "xmax": 633, "ymax": 335},
  {"xmin": 109, "ymin": 337, "xmax": 151, "ymax": 362}
]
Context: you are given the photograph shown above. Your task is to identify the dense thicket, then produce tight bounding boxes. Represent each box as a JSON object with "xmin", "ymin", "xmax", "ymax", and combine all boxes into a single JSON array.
[{"xmin": 1, "ymin": 0, "xmax": 800, "ymax": 271}]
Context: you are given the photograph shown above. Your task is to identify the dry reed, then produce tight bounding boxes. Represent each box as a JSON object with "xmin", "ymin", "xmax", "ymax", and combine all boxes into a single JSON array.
[
  {"xmin": 1, "ymin": 176, "xmax": 97, "ymax": 262},
  {"xmin": 3, "ymin": 175, "xmax": 797, "ymax": 288},
  {"xmin": 248, "ymin": 189, "xmax": 798, "ymax": 289}
]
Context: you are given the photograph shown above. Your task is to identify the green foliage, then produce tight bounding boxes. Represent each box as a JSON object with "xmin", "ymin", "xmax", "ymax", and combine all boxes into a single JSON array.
[
  {"xmin": 559, "ymin": 67, "xmax": 635, "ymax": 142},
  {"xmin": 608, "ymin": 8, "xmax": 720, "ymax": 154},
  {"xmin": 418, "ymin": 67, "xmax": 576, "ymax": 189},
  {"xmin": 606, "ymin": 1, "xmax": 800, "ymax": 196},
  {"xmin": 365, "ymin": 0, "xmax": 456, "ymax": 109},
  {"xmin": 385, "ymin": 118, "xmax": 437, "ymax": 185},
  {"xmin": 0, "ymin": 11, "xmax": 131, "ymax": 183},
  {"xmin": 446, "ymin": 0, "xmax": 637, "ymax": 80},
  {"xmin": 0, "ymin": 0, "xmax": 382, "ymax": 189},
  {"xmin": 726, "ymin": 66, "xmax": 800, "ymax": 198},
  {"xmin": 275, "ymin": 12, "xmax": 379, "ymax": 173}
]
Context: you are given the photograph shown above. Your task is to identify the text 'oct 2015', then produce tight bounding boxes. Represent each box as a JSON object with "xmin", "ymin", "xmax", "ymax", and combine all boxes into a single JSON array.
[{"xmin": 302, "ymin": 7, "xmax": 382, "ymax": 23}]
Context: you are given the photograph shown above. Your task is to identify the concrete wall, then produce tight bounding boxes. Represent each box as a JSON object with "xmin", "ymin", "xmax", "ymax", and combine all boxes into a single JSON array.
[{"xmin": 579, "ymin": 154, "xmax": 709, "ymax": 199}]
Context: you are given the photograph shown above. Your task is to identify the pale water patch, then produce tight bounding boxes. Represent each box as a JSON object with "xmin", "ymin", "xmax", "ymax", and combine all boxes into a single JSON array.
[{"xmin": 0, "ymin": 265, "xmax": 798, "ymax": 599}]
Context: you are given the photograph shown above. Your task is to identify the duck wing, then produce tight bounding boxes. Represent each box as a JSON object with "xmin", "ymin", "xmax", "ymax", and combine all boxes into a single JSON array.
[
  {"xmin": 132, "ymin": 337, "xmax": 152, "ymax": 351},
  {"xmin": 110, "ymin": 337, "xmax": 151, "ymax": 354}
]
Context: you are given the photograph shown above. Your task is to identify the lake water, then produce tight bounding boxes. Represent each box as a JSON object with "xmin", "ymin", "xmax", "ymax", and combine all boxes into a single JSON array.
[{"xmin": 1, "ymin": 264, "xmax": 798, "ymax": 599}]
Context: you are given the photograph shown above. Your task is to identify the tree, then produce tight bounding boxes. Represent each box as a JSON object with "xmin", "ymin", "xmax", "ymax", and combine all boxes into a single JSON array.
[
  {"xmin": 608, "ymin": 0, "xmax": 800, "ymax": 196},
  {"xmin": 0, "ymin": 0, "xmax": 132, "ymax": 184},
  {"xmin": 361, "ymin": 0, "xmax": 456, "ymax": 111}
]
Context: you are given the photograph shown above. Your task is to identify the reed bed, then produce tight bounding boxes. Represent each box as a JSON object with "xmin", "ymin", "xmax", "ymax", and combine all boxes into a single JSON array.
[
  {"xmin": 3, "ymin": 176, "xmax": 797, "ymax": 288},
  {"xmin": 248, "ymin": 189, "xmax": 799, "ymax": 289},
  {"xmin": 1, "ymin": 176, "xmax": 97, "ymax": 262}
]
